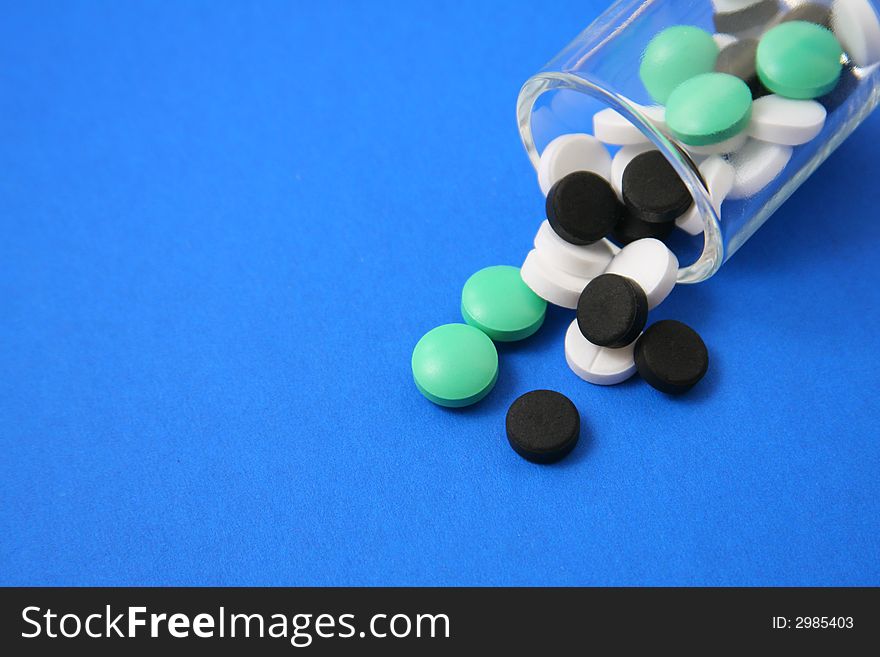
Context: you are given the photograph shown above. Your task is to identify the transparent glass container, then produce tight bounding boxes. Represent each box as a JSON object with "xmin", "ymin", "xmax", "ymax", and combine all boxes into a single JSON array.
[{"xmin": 517, "ymin": 0, "xmax": 880, "ymax": 282}]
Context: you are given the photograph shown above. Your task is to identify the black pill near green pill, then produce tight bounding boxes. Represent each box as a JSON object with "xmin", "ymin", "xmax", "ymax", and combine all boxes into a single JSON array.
[{"xmin": 506, "ymin": 390, "xmax": 580, "ymax": 464}]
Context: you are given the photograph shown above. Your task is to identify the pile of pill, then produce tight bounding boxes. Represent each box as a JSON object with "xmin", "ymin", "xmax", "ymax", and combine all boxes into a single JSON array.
[{"xmin": 411, "ymin": 0, "xmax": 880, "ymax": 464}]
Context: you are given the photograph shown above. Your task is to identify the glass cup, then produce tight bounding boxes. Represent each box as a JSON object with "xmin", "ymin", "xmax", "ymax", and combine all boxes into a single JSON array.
[{"xmin": 516, "ymin": 0, "xmax": 880, "ymax": 282}]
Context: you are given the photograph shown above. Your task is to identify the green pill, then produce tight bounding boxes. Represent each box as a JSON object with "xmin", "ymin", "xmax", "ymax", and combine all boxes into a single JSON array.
[
  {"xmin": 756, "ymin": 21, "xmax": 842, "ymax": 100},
  {"xmin": 411, "ymin": 323, "xmax": 498, "ymax": 408},
  {"xmin": 639, "ymin": 25, "xmax": 719, "ymax": 104},
  {"xmin": 665, "ymin": 73, "xmax": 753, "ymax": 146},
  {"xmin": 461, "ymin": 265, "xmax": 546, "ymax": 342}
]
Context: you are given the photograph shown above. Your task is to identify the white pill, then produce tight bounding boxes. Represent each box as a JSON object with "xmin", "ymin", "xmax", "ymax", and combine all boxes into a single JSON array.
[
  {"xmin": 593, "ymin": 108, "xmax": 651, "ymax": 146},
  {"xmin": 713, "ymin": 33, "xmax": 738, "ymax": 49},
  {"xmin": 747, "ymin": 95, "xmax": 826, "ymax": 146},
  {"xmin": 611, "ymin": 143, "xmax": 657, "ymax": 198},
  {"xmin": 833, "ymin": 0, "xmax": 880, "ymax": 68},
  {"xmin": 676, "ymin": 155, "xmax": 737, "ymax": 235},
  {"xmin": 564, "ymin": 320, "xmax": 638, "ymax": 386},
  {"xmin": 684, "ymin": 131, "xmax": 747, "ymax": 156},
  {"xmin": 520, "ymin": 249, "xmax": 588, "ymax": 309},
  {"xmin": 725, "ymin": 139, "xmax": 793, "ymax": 200},
  {"xmin": 640, "ymin": 105, "xmax": 667, "ymax": 133},
  {"xmin": 605, "ymin": 238, "xmax": 678, "ymax": 309},
  {"xmin": 713, "ymin": 0, "xmax": 762, "ymax": 12},
  {"xmin": 537, "ymin": 133, "xmax": 612, "ymax": 196},
  {"xmin": 533, "ymin": 220, "xmax": 615, "ymax": 279}
]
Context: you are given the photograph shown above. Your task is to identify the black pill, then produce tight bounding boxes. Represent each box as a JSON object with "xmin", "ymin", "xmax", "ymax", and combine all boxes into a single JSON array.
[
  {"xmin": 545, "ymin": 171, "xmax": 623, "ymax": 245},
  {"xmin": 775, "ymin": 3, "xmax": 832, "ymax": 28},
  {"xmin": 715, "ymin": 39, "xmax": 768, "ymax": 99},
  {"xmin": 622, "ymin": 151, "xmax": 693, "ymax": 224},
  {"xmin": 611, "ymin": 208, "xmax": 675, "ymax": 245},
  {"xmin": 634, "ymin": 320, "xmax": 709, "ymax": 395},
  {"xmin": 577, "ymin": 274, "xmax": 648, "ymax": 348},
  {"xmin": 506, "ymin": 390, "xmax": 580, "ymax": 464},
  {"xmin": 714, "ymin": 0, "xmax": 780, "ymax": 35}
]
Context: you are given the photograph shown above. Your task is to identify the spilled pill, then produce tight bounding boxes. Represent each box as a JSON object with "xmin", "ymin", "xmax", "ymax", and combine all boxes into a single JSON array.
[
  {"xmin": 537, "ymin": 133, "xmax": 612, "ymax": 196},
  {"xmin": 605, "ymin": 238, "xmax": 678, "ymax": 309},
  {"xmin": 564, "ymin": 319, "xmax": 638, "ymax": 386}
]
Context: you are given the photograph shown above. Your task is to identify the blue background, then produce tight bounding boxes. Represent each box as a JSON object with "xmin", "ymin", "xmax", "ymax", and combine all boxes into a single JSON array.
[{"xmin": 2, "ymin": 0, "xmax": 878, "ymax": 586}]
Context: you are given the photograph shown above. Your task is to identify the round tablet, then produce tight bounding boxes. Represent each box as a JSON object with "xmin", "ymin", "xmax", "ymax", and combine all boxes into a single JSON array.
[
  {"xmin": 506, "ymin": 390, "xmax": 580, "ymax": 464},
  {"xmin": 833, "ymin": 0, "xmax": 880, "ymax": 68},
  {"xmin": 612, "ymin": 209, "xmax": 675, "ymax": 244},
  {"xmin": 715, "ymin": 38, "xmax": 768, "ymax": 98},
  {"xmin": 713, "ymin": 32, "xmax": 739, "ymax": 50},
  {"xmin": 412, "ymin": 323, "xmax": 498, "ymax": 407},
  {"xmin": 533, "ymin": 220, "xmax": 615, "ymax": 278},
  {"xmin": 756, "ymin": 21, "xmax": 843, "ymax": 99},
  {"xmin": 622, "ymin": 151, "xmax": 693, "ymax": 223},
  {"xmin": 639, "ymin": 26, "xmax": 720, "ymax": 104},
  {"xmin": 777, "ymin": 3, "xmax": 832, "ymax": 28},
  {"xmin": 592, "ymin": 107, "xmax": 650, "ymax": 145},
  {"xmin": 564, "ymin": 319, "xmax": 639, "ymax": 386},
  {"xmin": 666, "ymin": 72, "xmax": 753, "ymax": 146},
  {"xmin": 714, "ymin": 0, "xmax": 780, "ymax": 35},
  {"xmin": 683, "ymin": 131, "xmax": 748, "ymax": 156},
  {"xmin": 605, "ymin": 238, "xmax": 678, "ymax": 309},
  {"xmin": 747, "ymin": 94, "xmax": 826, "ymax": 145},
  {"xmin": 611, "ymin": 143, "xmax": 656, "ymax": 199},
  {"xmin": 461, "ymin": 265, "xmax": 547, "ymax": 342},
  {"xmin": 537, "ymin": 133, "xmax": 612, "ymax": 196},
  {"xmin": 634, "ymin": 320, "xmax": 709, "ymax": 394},
  {"xmin": 725, "ymin": 138, "xmax": 792, "ymax": 199},
  {"xmin": 546, "ymin": 171, "xmax": 623, "ymax": 244},
  {"xmin": 520, "ymin": 249, "xmax": 589, "ymax": 310},
  {"xmin": 577, "ymin": 274, "xmax": 648, "ymax": 349},
  {"xmin": 676, "ymin": 155, "xmax": 736, "ymax": 235}
]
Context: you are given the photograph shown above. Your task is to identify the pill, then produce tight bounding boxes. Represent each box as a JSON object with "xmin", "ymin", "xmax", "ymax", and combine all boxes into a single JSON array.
[
  {"xmin": 520, "ymin": 249, "xmax": 588, "ymax": 310},
  {"xmin": 640, "ymin": 105, "xmax": 668, "ymax": 132},
  {"xmin": 533, "ymin": 220, "xmax": 615, "ymax": 279},
  {"xmin": 776, "ymin": 3, "xmax": 832, "ymax": 28},
  {"xmin": 537, "ymin": 133, "xmax": 612, "ymax": 196},
  {"xmin": 725, "ymin": 138, "xmax": 793, "ymax": 199},
  {"xmin": 564, "ymin": 319, "xmax": 638, "ymax": 386},
  {"xmin": 714, "ymin": 0, "xmax": 780, "ymax": 35},
  {"xmin": 683, "ymin": 131, "xmax": 748, "ymax": 156},
  {"xmin": 577, "ymin": 274, "xmax": 648, "ymax": 349},
  {"xmin": 676, "ymin": 155, "xmax": 736, "ymax": 235},
  {"xmin": 634, "ymin": 320, "xmax": 709, "ymax": 394},
  {"xmin": 593, "ymin": 107, "xmax": 650, "ymax": 145},
  {"xmin": 622, "ymin": 150, "xmax": 693, "ymax": 224},
  {"xmin": 506, "ymin": 390, "xmax": 580, "ymax": 464},
  {"xmin": 713, "ymin": 0, "xmax": 764, "ymax": 11},
  {"xmin": 713, "ymin": 32, "xmax": 739, "ymax": 49},
  {"xmin": 605, "ymin": 238, "xmax": 678, "ymax": 309},
  {"xmin": 714, "ymin": 38, "xmax": 768, "ymax": 98},
  {"xmin": 832, "ymin": 0, "xmax": 880, "ymax": 68},
  {"xmin": 411, "ymin": 323, "xmax": 498, "ymax": 407},
  {"xmin": 747, "ymin": 94, "xmax": 827, "ymax": 145},
  {"xmin": 613, "ymin": 209, "xmax": 676, "ymax": 244},
  {"xmin": 461, "ymin": 265, "xmax": 547, "ymax": 342},
  {"xmin": 756, "ymin": 21, "xmax": 843, "ymax": 99},
  {"xmin": 546, "ymin": 171, "xmax": 623, "ymax": 245},
  {"xmin": 639, "ymin": 26, "xmax": 720, "ymax": 104},
  {"xmin": 665, "ymin": 72, "xmax": 753, "ymax": 146},
  {"xmin": 611, "ymin": 143, "xmax": 656, "ymax": 198}
]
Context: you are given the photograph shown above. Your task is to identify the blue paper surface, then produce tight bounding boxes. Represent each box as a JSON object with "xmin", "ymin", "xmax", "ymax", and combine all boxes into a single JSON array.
[{"xmin": 1, "ymin": 0, "xmax": 878, "ymax": 586}]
